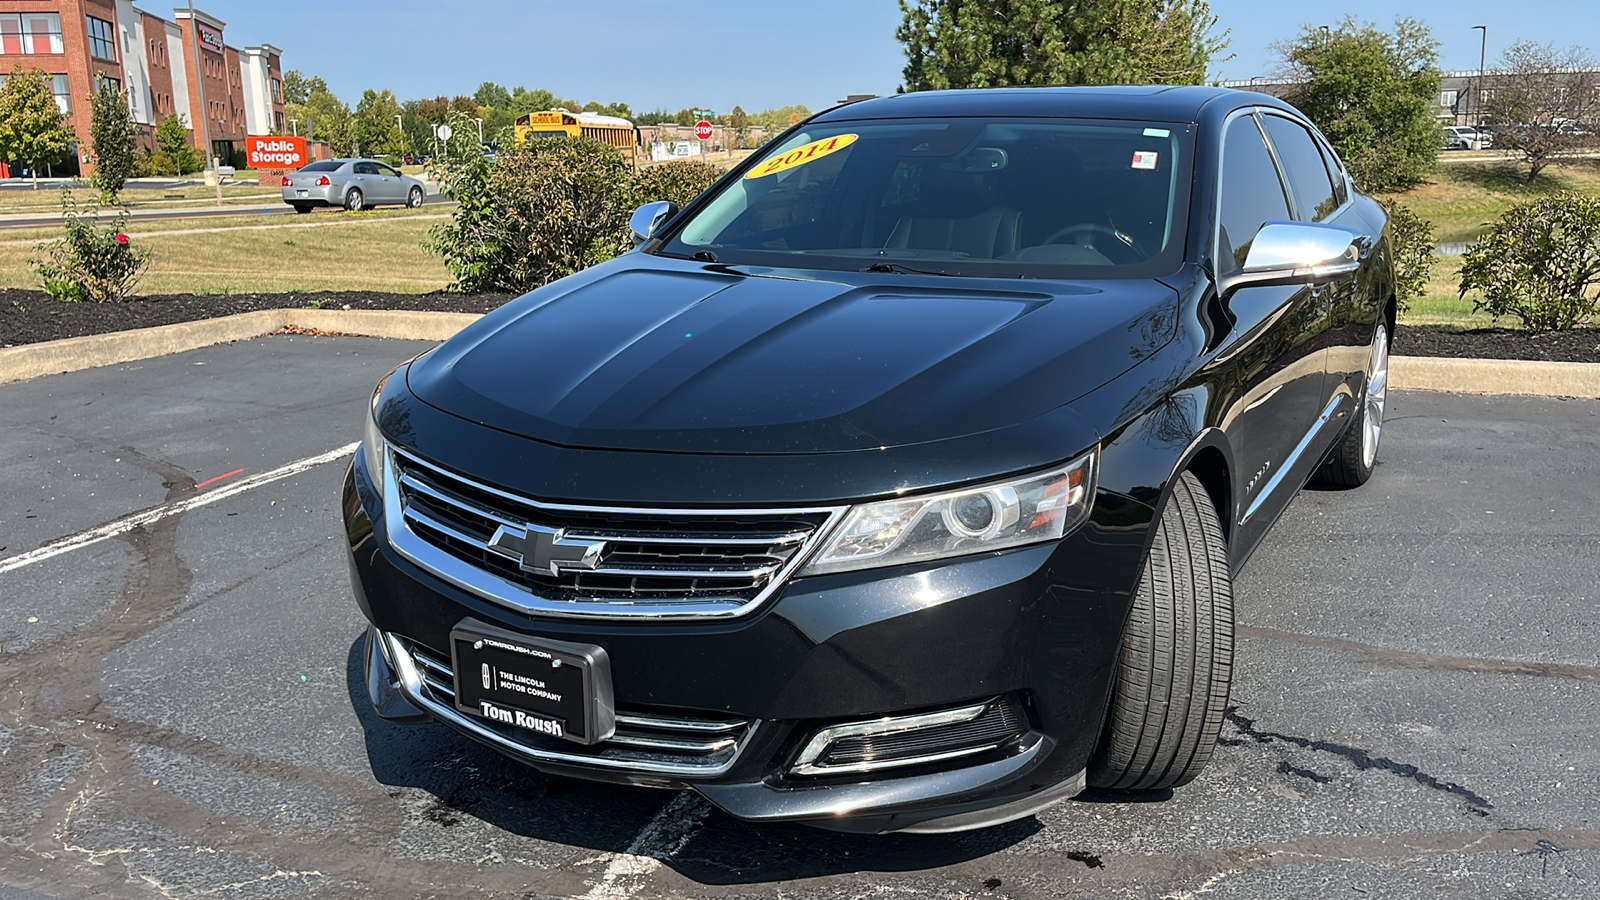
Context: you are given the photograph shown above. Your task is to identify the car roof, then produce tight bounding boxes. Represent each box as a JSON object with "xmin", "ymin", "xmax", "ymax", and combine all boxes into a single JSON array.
[{"xmin": 812, "ymin": 85, "xmax": 1299, "ymax": 124}]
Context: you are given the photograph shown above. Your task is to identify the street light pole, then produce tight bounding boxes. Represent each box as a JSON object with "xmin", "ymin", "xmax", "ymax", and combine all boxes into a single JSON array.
[
  {"xmin": 475, "ymin": 117, "xmax": 483, "ymax": 144},
  {"xmin": 1472, "ymin": 25, "xmax": 1488, "ymax": 127},
  {"xmin": 187, "ymin": 0, "xmax": 220, "ymax": 205}
]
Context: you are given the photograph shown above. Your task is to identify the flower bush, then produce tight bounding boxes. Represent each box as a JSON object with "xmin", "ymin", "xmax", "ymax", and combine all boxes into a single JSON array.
[{"xmin": 30, "ymin": 191, "xmax": 151, "ymax": 302}]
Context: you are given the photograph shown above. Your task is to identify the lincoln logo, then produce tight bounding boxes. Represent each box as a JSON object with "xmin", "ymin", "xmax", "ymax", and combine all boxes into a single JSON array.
[{"xmin": 485, "ymin": 523, "xmax": 605, "ymax": 577}]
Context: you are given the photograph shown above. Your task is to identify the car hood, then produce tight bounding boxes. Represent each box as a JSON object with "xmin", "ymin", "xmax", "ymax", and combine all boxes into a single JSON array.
[{"xmin": 408, "ymin": 257, "xmax": 1178, "ymax": 454}]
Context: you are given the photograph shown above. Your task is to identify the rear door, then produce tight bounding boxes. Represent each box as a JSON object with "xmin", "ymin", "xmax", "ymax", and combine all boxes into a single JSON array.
[{"xmin": 374, "ymin": 162, "xmax": 407, "ymax": 203}]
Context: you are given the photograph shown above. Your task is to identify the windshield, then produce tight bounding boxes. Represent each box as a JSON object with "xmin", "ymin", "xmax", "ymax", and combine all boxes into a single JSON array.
[{"xmin": 659, "ymin": 117, "xmax": 1191, "ymax": 278}]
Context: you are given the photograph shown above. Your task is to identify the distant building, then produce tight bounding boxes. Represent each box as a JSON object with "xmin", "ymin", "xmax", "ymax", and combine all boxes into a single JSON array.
[
  {"xmin": 0, "ymin": 3, "xmax": 284, "ymax": 176},
  {"xmin": 1217, "ymin": 70, "xmax": 1600, "ymax": 127}
]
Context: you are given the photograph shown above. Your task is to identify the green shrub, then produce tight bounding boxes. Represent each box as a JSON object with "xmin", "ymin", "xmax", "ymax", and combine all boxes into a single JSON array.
[
  {"xmin": 1377, "ymin": 198, "xmax": 1434, "ymax": 312},
  {"xmin": 634, "ymin": 160, "xmax": 722, "ymax": 209},
  {"xmin": 428, "ymin": 122, "xmax": 726, "ymax": 294},
  {"xmin": 1458, "ymin": 193, "xmax": 1600, "ymax": 331},
  {"xmin": 30, "ymin": 191, "xmax": 151, "ymax": 302}
]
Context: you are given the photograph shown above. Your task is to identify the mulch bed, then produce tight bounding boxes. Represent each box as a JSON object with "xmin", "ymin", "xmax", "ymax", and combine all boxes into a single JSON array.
[{"xmin": 1, "ymin": 287, "xmax": 1597, "ymax": 363}]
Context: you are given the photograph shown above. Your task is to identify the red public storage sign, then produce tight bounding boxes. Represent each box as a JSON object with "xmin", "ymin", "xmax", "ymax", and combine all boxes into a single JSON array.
[
  {"xmin": 694, "ymin": 120, "xmax": 714, "ymax": 141},
  {"xmin": 247, "ymin": 136, "xmax": 308, "ymax": 169}
]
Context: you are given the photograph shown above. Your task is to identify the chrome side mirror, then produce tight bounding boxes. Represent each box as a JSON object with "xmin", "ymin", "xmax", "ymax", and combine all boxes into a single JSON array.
[
  {"xmin": 1218, "ymin": 221, "xmax": 1364, "ymax": 299},
  {"xmin": 629, "ymin": 200, "xmax": 678, "ymax": 246}
]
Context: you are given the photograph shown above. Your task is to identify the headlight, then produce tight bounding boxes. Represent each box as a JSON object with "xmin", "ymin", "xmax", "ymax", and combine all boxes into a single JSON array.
[
  {"xmin": 801, "ymin": 448, "xmax": 1098, "ymax": 576},
  {"xmin": 362, "ymin": 373, "xmax": 390, "ymax": 491}
]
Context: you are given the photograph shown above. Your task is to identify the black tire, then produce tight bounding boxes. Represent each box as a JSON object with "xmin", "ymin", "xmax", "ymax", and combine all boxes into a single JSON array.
[
  {"xmin": 1088, "ymin": 470, "xmax": 1234, "ymax": 791},
  {"xmin": 407, "ymin": 186, "xmax": 424, "ymax": 208},
  {"xmin": 344, "ymin": 188, "xmax": 364, "ymax": 211},
  {"xmin": 291, "ymin": 203, "xmax": 313, "ymax": 215},
  {"xmin": 1313, "ymin": 321, "xmax": 1389, "ymax": 488}
]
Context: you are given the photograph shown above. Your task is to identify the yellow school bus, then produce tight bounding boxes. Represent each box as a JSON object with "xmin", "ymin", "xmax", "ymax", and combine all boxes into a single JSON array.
[{"xmin": 514, "ymin": 110, "xmax": 640, "ymax": 163}]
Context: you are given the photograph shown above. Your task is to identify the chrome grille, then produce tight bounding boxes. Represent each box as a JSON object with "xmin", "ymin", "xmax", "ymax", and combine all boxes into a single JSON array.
[
  {"xmin": 394, "ymin": 636, "xmax": 752, "ymax": 776},
  {"xmin": 385, "ymin": 447, "xmax": 844, "ymax": 619}
]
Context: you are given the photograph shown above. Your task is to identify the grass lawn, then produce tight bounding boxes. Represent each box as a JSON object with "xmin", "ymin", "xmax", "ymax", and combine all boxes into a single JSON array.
[
  {"xmin": 0, "ymin": 210, "xmax": 449, "ymax": 295},
  {"xmin": 1384, "ymin": 158, "xmax": 1600, "ymax": 244},
  {"xmin": 0, "ymin": 183, "xmax": 283, "ymax": 214},
  {"xmin": 1384, "ymin": 158, "xmax": 1600, "ymax": 329}
]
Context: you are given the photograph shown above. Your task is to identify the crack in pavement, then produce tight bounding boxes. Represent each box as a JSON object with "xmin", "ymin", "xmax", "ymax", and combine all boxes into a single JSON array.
[
  {"xmin": 1239, "ymin": 625, "xmax": 1600, "ymax": 683},
  {"xmin": 1221, "ymin": 707, "xmax": 1493, "ymax": 813}
]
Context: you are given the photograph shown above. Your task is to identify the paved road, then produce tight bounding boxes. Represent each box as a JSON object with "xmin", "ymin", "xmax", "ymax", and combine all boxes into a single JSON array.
[
  {"xmin": 0, "ymin": 192, "xmax": 453, "ymax": 231},
  {"xmin": 0, "ymin": 337, "xmax": 1596, "ymax": 899}
]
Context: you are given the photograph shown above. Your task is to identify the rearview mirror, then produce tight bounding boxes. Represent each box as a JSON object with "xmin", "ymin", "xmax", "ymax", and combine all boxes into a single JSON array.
[
  {"xmin": 629, "ymin": 201, "xmax": 679, "ymax": 246},
  {"xmin": 1218, "ymin": 221, "xmax": 1364, "ymax": 299}
]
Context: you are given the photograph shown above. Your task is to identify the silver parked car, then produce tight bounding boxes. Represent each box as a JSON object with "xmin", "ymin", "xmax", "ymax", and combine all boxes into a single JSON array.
[{"xmin": 281, "ymin": 159, "xmax": 427, "ymax": 213}]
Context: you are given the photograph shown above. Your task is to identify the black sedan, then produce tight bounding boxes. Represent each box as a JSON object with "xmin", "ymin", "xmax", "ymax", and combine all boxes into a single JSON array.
[{"xmin": 343, "ymin": 86, "xmax": 1394, "ymax": 834}]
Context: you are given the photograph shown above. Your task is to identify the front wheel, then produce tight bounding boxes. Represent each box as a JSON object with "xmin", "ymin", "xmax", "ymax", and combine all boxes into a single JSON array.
[
  {"xmin": 1088, "ymin": 470, "xmax": 1234, "ymax": 791},
  {"xmin": 1313, "ymin": 321, "xmax": 1389, "ymax": 488},
  {"xmin": 407, "ymin": 186, "xmax": 424, "ymax": 208},
  {"xmin": 344, "ymin": 188, "xmax": 364, "ymax": 211}
]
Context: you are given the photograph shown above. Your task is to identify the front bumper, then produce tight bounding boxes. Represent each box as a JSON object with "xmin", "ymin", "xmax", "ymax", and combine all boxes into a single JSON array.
[{"xmin": 345, "ymin": 446, "xmax": 1149, "ymax": 833}]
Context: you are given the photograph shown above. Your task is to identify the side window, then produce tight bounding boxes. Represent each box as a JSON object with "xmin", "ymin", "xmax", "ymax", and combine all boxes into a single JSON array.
[
  {"xmin": 1217, "ymin": 115, "xmax": 1290, "ymax": 273},
  {"xmin": 1314, "ymin": 135, "xmax": 1348, "ymax": 207},
  {"xmin": 354, "ymin": 161, "xmax": 377, "ymax": 176},
  {"xmin": 377, "ymin": 163, "xmax": 400, "ymax": 178},
  {"xmin": 1260, "ymin": 115, "xmax": 1339, "ymax": 222}
]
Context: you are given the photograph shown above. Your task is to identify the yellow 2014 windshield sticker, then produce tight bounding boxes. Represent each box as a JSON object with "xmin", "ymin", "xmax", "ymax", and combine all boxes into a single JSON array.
[{"xmin": 744, "ymin": 134, "xmax": 858, "ymax": 179}]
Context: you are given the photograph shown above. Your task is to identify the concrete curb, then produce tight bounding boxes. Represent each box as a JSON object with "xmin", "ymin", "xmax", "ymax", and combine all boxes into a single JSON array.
[
  {"xmin": 0, "ymin": 309, "xmax": 480, "ymax": 385},
  {"xmin": 2, "ymin": 309, "xmax": 1597, "ymax": 398}
]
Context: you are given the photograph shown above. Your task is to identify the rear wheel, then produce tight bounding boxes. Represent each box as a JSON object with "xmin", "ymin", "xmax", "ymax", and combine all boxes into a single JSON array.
[
  {"xmin": 407, "ymin": 186, "xmax": 424, "ymax": 208},
  {"xmin": 1313, "ymin": 321, "xmax": 1389, "ymax": 488},
  {"xmin": 344, "ymin": 187, "xmax": 364, "ymax": 211},
  {"xmin": 1088, "ymin": 470, "xmax": 1234, "ymax": 791}
]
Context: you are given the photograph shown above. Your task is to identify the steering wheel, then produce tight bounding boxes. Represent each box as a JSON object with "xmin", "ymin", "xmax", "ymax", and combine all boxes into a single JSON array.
[{"xmin": 1043, "ymin": 223, "xmax": 1144, "ymax": 262}]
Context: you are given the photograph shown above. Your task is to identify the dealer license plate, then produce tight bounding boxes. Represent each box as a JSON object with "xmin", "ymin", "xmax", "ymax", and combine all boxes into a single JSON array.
[{"xmin": 450, "ymin": 620, "xmax": 614, "ymax": 745}]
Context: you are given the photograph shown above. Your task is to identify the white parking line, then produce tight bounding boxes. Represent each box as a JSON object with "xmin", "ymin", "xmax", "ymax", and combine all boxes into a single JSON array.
[
  {"xmin": 579, "ymin": 791, "xmax": 711, "ymax": 899},
  {"xmin": 0, "ymin": 442, "xmax": 358, "ymax": 577}
]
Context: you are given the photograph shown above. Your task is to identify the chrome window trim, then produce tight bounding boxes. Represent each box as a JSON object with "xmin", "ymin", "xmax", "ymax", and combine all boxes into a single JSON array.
[
  {"xmin": 381, "ymin": 445, "xmax": 848, "ymax": 620},
  {"xmin": 379, "ymin": 631, "xmax": 755, "ymax": 778},
  {"xmin": 1255, "ymin": 110, "xmax": 1352, "ymax": 224},
  {"xmin": 1211, "ymin": 106, "xmax": 1355, "ymax": 274}
]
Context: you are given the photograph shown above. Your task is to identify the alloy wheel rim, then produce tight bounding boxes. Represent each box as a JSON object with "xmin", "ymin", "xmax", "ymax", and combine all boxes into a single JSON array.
[
  {"xmin": 1362, "ymin": 324, "xmax": 1389, "ymax": 469},
  {"xmin": 411, "ymin": 189, "xmax": 422, "ymax": 207}
]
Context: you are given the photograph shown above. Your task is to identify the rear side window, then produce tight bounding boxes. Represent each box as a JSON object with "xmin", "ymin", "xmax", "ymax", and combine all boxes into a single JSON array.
[
  {"xmin": 1217, "ymin": 116, "xmax": 1290, "ymax": 273},
  {"xmin": 301, "ymin": 160, "xmax": 341, "ymax": 172},
  {"xmin": 354, "ymin": 161, "xmax": 378, "ymax": 175},
  {"xmin": 1260, "ymin": 115, "xmax": 1339, "ymax": 222}
]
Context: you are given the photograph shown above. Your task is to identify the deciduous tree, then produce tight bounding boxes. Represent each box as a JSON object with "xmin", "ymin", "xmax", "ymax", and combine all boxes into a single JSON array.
[
  {"xmin": 0, "ymin": 67, "xmax": 75, "ymax": 188},
  {"xmin": 154, "ymin": 112, "xmax": 199, "ymax": 176},
  {"xmin": 1484, "ymin": 41, "xmax": 1600, "ymax": 182},
  {"xmin": 88, "ymin": 79, "xmax": 137, "ymax": 200},
  {"xmin": 1277, "ymin": 17, "xmax": 1442, "ymax": 192},
  {"xmin": 896, "ymin": 0, "xmax": 1229, "ymax": 91}
]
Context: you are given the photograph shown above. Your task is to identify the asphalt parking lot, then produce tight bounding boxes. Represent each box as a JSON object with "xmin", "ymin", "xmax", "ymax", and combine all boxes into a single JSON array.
[{"xmin": 1, "ymin": 336, "xmax": 1596, "ymax": 900}]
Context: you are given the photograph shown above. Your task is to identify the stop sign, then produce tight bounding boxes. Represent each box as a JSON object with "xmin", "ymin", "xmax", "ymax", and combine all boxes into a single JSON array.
[{"xmin": 694, "ymin": 120, "xmax": 714, "ymax": 141}]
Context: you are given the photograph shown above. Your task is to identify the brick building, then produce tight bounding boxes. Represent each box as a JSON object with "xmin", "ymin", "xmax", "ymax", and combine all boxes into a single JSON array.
[{"xmin": 0, "ymin": 2, "xmax": 284, "ymax": 176}]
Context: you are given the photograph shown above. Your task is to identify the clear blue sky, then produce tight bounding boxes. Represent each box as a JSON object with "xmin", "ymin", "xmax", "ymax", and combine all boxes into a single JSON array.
[{"xmin": 211, "ymin": 0, "xmax": 1592, "ymax": 113}]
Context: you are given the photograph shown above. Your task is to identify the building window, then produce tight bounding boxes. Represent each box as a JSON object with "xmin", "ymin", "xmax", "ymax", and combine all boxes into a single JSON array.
[
  {"xmin": 86, "ymin": 16, "xmax": 116, "ymax": 61},
  {"xmin": 1440, "ymin": 90, "xmax": 1458, "ymax": 108},
  {"xmin": 0, "ymin": 13, "xmax": 64, "ymax": 55},
  {"xmin": 275, "ymin": 111, "xmax": 284, "ymax": 132},
  {"xmin": 271, "ymin": 77, "xmax": 281, "ymax": 102},
  {"xmin": 96, "ymin": 73, "xmax": 121, "ymax": 95}
]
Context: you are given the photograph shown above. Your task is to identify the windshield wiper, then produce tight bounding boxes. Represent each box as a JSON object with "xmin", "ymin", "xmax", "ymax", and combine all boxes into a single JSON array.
[
  {"xmin": 653, "ymin": 249, "xmax": 719, "ymax": 263},
  {"xmin": 862, "ymin": 262, "xmax": 953, "ymax": 277}
]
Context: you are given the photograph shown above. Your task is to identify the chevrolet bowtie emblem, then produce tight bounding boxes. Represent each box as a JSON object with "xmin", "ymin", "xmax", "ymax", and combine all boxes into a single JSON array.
[{"xmin": 485, "ymin": 523, "xmax": 606, "ymax": 577}]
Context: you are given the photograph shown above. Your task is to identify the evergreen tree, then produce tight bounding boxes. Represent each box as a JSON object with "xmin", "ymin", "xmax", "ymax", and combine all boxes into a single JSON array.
[
  {"xmin": 1278, "ymin": 17, "xmax": 1441, "ymax": 192},
  {"xmin": 89, "ymin": 79, "xmax": 137, "ymax": 201},
  {"xmin": 0, "ymin": 68, "xmax": 75, "ymax": 189},
  {"xmin": 896, "ymin": 0, "xmax": 1229, "ymax": 91}
]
